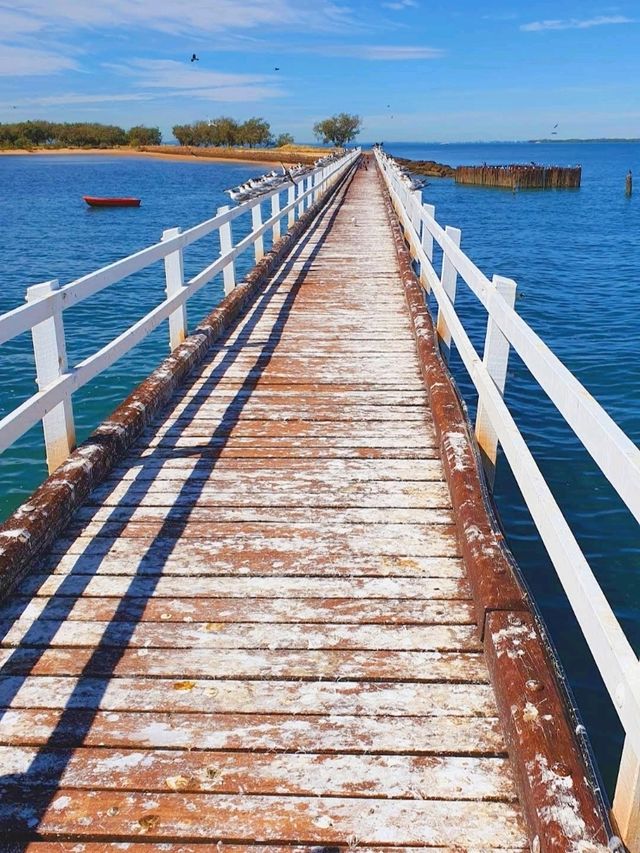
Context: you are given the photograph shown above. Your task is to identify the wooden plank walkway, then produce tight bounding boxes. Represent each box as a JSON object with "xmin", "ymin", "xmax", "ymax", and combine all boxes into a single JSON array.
[{"xmin": 0, "ymin": 167, "xmax": 529, "ymax": 849}]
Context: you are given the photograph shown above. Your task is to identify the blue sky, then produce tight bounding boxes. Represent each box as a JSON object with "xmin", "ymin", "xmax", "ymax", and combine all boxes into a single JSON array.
[{"xmin": 0, "ymin": 0, "xmax": 638, "ymax": 142}]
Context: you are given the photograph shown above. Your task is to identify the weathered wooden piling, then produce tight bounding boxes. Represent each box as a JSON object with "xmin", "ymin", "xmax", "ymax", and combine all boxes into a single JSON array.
[
  {"xmin": 455, "ymin": 164, "xmax": 581, "ymax": 189},
  {"xmin": 626, "ymin": 170, "xmax": 633, "ymax": 196}
]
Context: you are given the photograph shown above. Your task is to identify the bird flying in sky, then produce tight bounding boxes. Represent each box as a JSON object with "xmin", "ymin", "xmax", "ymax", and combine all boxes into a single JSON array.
[{"xmin": 190, "ymin": 53, "xmax": 199, "ymax": 62}]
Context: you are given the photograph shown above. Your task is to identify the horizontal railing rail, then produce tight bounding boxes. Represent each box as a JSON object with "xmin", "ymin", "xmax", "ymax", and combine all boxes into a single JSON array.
[
  {"xmin": 0, "ymin": 148, "xmax": 360, "ymax": 472},
  {"xmin": 375, "ymin": 147, "xmax": 640, "ymax": 847}
]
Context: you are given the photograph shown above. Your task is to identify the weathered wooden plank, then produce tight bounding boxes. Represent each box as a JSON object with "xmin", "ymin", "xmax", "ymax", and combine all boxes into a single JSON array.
[
  {"xmin": 184, "ymin": 376, "xmax": 427, "ymax": 392},
  {"xmin": 83, "ymin": 481, "xmax": 451, "ymax": 510},
  {"xmin": 39, "ymin": 541, "xmax": 461, "ymax": 577},
  {"xmin": 144, "ymin": 422, "xmax": 435, "ymax": 440},
  {"xmin": 14, "ymin": 845, "xmax": 528, "ymax": 853},
  {"xmin": 0, "ymin": 791, "xmax": 528, "ymax": 846},
  {"xmin": 105, "ymin": 460, "xmax": 445, "ymax": 484},
  {"xmin": 110, "ymin": 456, "xmax": 441, "ymax": 479},
  {"xmin": 164, "ymin": 405, "xmax": 431, "ymax": 422},
  {"xmin": 0, "ymin": 647, "xmax": 488, "ymax": 682},
  {"xmin": 71, "ymin": 504, "xmax": 454, "ymax": 529},
  {"xmin": 0, "ymin": 596, "xmax": 476, "ymax": 626},
  {"xmin": 168, "ymin": 390, "xmax": 429, "ymax": 407},
  {"xmin": 177, "ymin": 381, "xmax": 427, "ymax": 395},
  {"xmin": 134, "ymin": 444, "xmax": 438, "ymax": 459},
  {"xmin": 0, "ymin": 621, "xmax": 480, "ymax": 651},
  {"xmin": 48, "ymin": 524, "xmax": 462, "ymax": 559},
  {"xmin": 190, "ymin": 359, "xmax": 424, "ymax": 380},
  {"xmin": 0, "ymin": 709, "xmax": 505, "ymax": 753},
  {"xmin": 17, "ymin": 573, "xmax": 470, "ymax": 600},
  {"xmin": 0, "ymin": 677, "xmax": 491, "ymax": 715},
  {"xmin": 139, "ymin": 434, "xmax": 437, "ymax": 450},
  {"xmin": 0, "ymin": 747, "xmax": 516, "ymax": 799}
]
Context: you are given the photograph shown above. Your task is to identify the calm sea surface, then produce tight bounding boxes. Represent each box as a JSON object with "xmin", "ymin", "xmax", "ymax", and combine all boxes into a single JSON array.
[{"xmin": 1, "ymin": 143, "xmax": 639, "ymax": 793}]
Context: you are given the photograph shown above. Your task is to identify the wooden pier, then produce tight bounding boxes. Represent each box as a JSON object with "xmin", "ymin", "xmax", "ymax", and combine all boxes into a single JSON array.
[{"xmin": 0, "ymin": 150, "xmax": 636, "ymax": 851}]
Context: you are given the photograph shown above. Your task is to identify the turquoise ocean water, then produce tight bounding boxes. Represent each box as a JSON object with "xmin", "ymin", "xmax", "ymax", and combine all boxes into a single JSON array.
[{"xmin": 0, "ymin": 143, "xmax": 639, "ymax": 793}]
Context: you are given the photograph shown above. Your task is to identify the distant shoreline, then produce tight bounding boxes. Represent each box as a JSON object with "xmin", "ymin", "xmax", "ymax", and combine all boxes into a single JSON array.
[{"xmin": 0, "ymin": 144, "xmax": 331, "ymax": 166}]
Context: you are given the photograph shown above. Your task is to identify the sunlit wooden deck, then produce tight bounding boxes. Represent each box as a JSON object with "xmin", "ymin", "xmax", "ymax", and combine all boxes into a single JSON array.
[{"xmin": 0, "ymin": 166, "xmax": 529, "ymax": 849}]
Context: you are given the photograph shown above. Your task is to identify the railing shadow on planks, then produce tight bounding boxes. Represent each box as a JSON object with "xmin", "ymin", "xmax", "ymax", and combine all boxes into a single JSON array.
[
  {"xmin": 0, "ymin": 149, "xmax": 360, "ymax": 475},
  {"xmin": 375, "ymin": 146, "xmax": 640, "ymax": 853}
]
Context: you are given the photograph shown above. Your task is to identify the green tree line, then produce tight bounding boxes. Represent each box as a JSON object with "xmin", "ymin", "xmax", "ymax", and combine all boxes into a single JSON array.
[
  {"xmin": 0, "ymin": 112, "xmax": 363, "ymax": 150},
  {"xmin": 172, "ymin": 117, "xmax": 293, "ymax": 148},
  {"xmin": 0, "ymin": 121, "xmax": 162, "ymax": 149}
]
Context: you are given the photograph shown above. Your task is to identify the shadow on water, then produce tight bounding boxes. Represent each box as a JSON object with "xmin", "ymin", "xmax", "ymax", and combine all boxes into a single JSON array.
[{"xmin": 0, "ymin": 186, "xmax": 346, "ymax": 844}]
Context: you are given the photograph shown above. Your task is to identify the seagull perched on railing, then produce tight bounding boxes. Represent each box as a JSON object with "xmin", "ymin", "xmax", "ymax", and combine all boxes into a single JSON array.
[{"xmin": 222, "ymin": 153, "xmax": 348, "ymax": 204}]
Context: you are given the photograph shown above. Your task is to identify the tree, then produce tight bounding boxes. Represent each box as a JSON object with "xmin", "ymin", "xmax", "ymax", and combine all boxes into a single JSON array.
[
  {"xmin": 313, "ymin": 113, "xmax": 362, "ymax": 146},
  {"xmin": 128, "ymin": 125, "xmax": 162, "ymax": 146},
  {"xmin": 275, "ymin": 132, "xmax": 294, "ymax": 147},
  {"xmin": 207, "ymin": 117, "xmax": 238, "ymax": 146},
  {"xmin": 172, "ymin": 124, "xmax": 196, "ymax": 146},
  {"xmin": 237, "ymin": 117, "xmax": 271, "ymax": 147},
  {"xmin": 191, "ymin": 120, "xmax": 215, "ymax": 146}
]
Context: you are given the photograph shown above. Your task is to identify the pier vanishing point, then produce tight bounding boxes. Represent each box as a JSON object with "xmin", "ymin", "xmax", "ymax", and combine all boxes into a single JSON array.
[{"xmin": 0, "ymin": 150, "xmax": 638, "ymax": 852}]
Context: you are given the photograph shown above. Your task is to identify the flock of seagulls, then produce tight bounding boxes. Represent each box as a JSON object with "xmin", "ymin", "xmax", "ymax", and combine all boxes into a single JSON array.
[
  {"xmin": 396, "ymin": 165, "xmax": 428, "ymax": 192},
  {"xmin": 224, "ymin": 153, "xmax": 344, "ymax": 204}
]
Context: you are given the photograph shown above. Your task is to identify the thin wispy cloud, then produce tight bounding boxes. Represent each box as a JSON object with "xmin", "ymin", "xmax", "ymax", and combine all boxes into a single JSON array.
[
  {"xmin": 177, "ymin": 86, "xmax": 287, "ymax": 102},
  {"xmin": 353, "ymin": 44, "xmax": 440, "ymax": 59},
  {"xmin": 105, "ymin": 60, "xmax": 287, "ymax": 103},
  {"xmin": 110, "ymin": 59, "xmax": 274, "ymax": 90},
  {"xmin": 0, "ymin": 44, "xmax": 78, "ymax": 76},
  {"xmin": 0, "ymin": 0, "xmax": 355, "ymax": 36},
  {"xmin": 306, "ymin": 44, "xmax": 442, "ymax": 60},
  {"xmin": 9, "ymin": 92, "xmax": 152, "ymax": 107},
  {"xmin": 381, "ymin": 0, "xmax": 417, "ymax": 10},
  {"xmin": 521, "ymin": 15, "xmax": 634, "ymax": 32}
]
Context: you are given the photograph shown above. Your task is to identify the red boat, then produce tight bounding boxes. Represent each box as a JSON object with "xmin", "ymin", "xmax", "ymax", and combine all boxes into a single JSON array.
[{"xmin": 83, "ymin": 196, "xmax": 141, "ymax": 207}]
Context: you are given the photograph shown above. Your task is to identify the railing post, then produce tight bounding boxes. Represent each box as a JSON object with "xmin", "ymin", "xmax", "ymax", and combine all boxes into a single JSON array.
[
  {"xmin": 435, "ymin": 225, "xmax": 462, "ymax": 361},
  {"xmin": 421, "ymin": 203, "xmax": 435, "ymax": 262},
  {"xmin": 419, "ymin": 202, "xmax": 436, "ymax": 294},
  {"xmin": 313, "ymin": 170, "xmax": 321, "ymax": 204},
  {"xmin": 410, "ymin": 189, "xmax": 422, "ymax": 236},
  {"xmin": 161, "ymin": 227, "xmax": 187, "ymax": 351},
  {"xmin": 474, "ymin": 274, "xmax": 517, "ymax": 489},
  {"xmin": 296, "ymin": 179, "xmax": 305, "ymax": 218},
  {"xmin": 251, "ymin": 201, "xmax": 264, "ymax": 262},
  {"xmin": 287, "ymin": 183, "xmax": 296, "ymax": 229},
  {"xmin": 217, "ymin": 205, "xmax": 235, "ymax": 295},
  {"xmin": 271, "ymin": 192, "xmax": 281, "ymax": 243},
  {"xmin": 26, "ymin": 279, "xmax": 76, "ymax": 473},
  {"xmin": 614, "ymin": 738, "xmax": 640, "ymax": 853}
]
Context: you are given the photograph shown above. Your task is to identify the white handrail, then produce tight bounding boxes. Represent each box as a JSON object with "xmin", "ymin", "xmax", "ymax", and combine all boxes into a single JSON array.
[
  {"xmin": 374, "ymin": 147, "xmax": 640, "ymax": 843},
  {"xmin": 0, "ymin": 148, "xmax": 360, "ymax": 470}
]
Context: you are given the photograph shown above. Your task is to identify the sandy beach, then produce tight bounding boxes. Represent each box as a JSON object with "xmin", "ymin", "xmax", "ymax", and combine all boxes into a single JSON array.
[{"xmin": 0, "ymin": 144, "xmax": 331, "ymax": 166}]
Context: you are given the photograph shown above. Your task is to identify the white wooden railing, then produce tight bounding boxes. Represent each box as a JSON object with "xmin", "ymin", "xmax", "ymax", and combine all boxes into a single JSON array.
[
  {"xmin": 375, "ymin": 147, "xmax": 640, "ymax": 849},
  {"xmin": 0, "ymin": 149, "xmax": 360, "ymax": 474}
]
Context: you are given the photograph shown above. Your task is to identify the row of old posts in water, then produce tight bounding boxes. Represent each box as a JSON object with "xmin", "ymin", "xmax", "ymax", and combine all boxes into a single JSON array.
[{"xmin": 455, "ymin": 163, "xmax": 582, "ymax": 189}]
